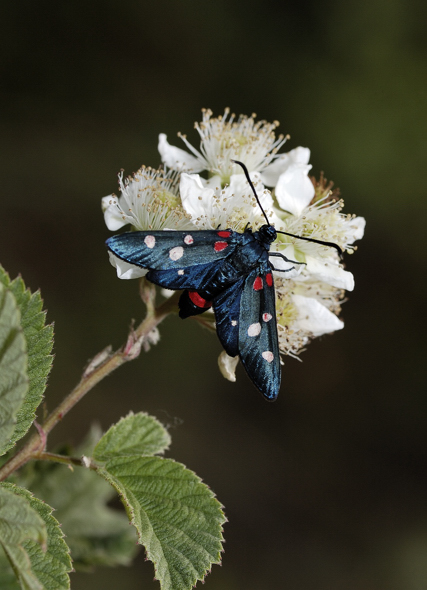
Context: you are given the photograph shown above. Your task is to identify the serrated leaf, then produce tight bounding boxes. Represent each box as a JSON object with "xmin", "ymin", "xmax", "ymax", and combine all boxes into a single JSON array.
[
  {"xmin": 1, "ymin": 484, "xmax": 72, "ymax": 590},
  {"xmin": 0, "ymin": 267, "xmax": 54, "ymax": 455},
  {"xmin": 98, "ymin": 456, "xmax": 226, "ymax": 590},
  {"xmin": 17, "ymin": 427, "xmax": 138, "ymax": 570},
  {"xmin": 0, "ymin": 283, "xmax": 28, "ymax": 452},
  {"xmin": 2, "ymin": 544, "xmax": 43, "ymax": 590},
  {"xmin": 0, "ymin": 485, "xmax": 47, "ymax": 590},
  {"xmin": 93, "ymin": 412, "xmax": 171, "ymax": 462},
  {"xmin": 0, "ymin": 485, "xmax": 46, "ymax": 547}
]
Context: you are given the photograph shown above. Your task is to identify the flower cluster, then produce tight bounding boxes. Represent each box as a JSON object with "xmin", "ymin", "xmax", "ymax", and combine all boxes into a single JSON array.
[{"xmin": 103, "ymin": 109, "xmax": 365, "ymax": 379}]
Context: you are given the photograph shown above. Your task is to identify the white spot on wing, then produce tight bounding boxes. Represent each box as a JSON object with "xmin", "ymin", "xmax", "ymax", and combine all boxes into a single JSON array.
[
  {"xmin": 248, "ymin": 322, "xmax": 261, "ymax": 337},
  {"xmin": 178, "ymin": 270, "xmax": 184, "ymax": 275},
  {"xmin": 169, "ymin": 246, "xmax": 184, "ymax": 261},
  {"xmin": 263, "ymin": 313, "xmax": 273, "ymax": 322},
  {"xmin": 184, "ymin": 234, "xmax": 194, "ymax": 245},
  {"xmin": 262, "ymin": 351, "xmax": 274, "ymax": 363},
  {"xmin": 231, "ymin": 320, "xmax": 237, "ymax": 327},
  {"xmin": 144, "ymin": 235, "xmax": 155, "ymax": 248}
]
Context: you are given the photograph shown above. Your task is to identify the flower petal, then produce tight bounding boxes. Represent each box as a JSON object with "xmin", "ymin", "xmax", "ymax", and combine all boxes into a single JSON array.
[
  {"xmin": 261, "ymin": 147, "xmax": 311, "ymax": 186},
  {"xmin": 275, "ymin": 164, "xmax": 315, "ymax": 216},
  {"xmin": 292, "ymin": 294, "xmax": 344, "ymax": 337},
  {"xmin": 102, "ymin": 195, "xmax": 130, "ymax": 231},
  {"xmin": 218, "ymin": 351, "xmax": 239, "ymax": 382},
  {"xmin": 228, "ymin": 172, "xmax": 274, "ymax": 212},
  {"xmin": 204, "ymin": 174, "xmax": 223, "ymax": 189},
  {"xmin": 346, "ymin": 216, "xmax": 366, "ymax": 243},
  {"xmin": 179, "ymin": 173, "xmax": 215, "ymax": 220},
  {"xmin": 305, "ymin": 255, "xmax": 355, "ymax": 291},
  {"xmin": 108, "ymin": 252, "xmax": 147, "ymax": 279},
  {"xmin": 158, "ymin": 133, "xmax": 204, "ymax": 172}
]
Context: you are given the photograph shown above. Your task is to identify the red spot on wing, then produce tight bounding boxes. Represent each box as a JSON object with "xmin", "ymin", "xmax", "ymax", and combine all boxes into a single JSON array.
[
  {"xmin": 253, "ymin": 276, "xmax": 263, "ymax": 291},
  {"xmin": 214, "ymin": 241, "xmax": 229, "ymax": 252},
  {"xmin": 217, "ymin": 231, "xmax": 231, "ymax": 238},
  {"xmin": 266, "ymin": 273, "xmax": 273, "ymax": 287},
  {"xmin": 188, "ymin": 291, "xmax": 212, "ymax": 309}
]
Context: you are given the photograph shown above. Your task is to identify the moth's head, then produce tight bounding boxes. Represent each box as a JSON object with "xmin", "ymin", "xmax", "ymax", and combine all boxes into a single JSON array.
[{"xmin": 258, "ymin": 224, "xmax": 277, "ymax": 244}]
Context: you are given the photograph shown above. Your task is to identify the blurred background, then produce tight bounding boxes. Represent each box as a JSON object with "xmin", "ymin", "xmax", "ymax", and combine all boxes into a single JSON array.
[{"xmin": 1, "ymin": 1, "xmax": 426, "ymax": 588}]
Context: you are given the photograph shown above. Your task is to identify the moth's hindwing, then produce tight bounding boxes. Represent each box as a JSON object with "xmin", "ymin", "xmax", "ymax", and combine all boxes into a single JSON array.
[
  {"xmin": 238, "ymin": 263, "xmax": 280, "ymax": 401},
  {"xmin": 148, "ymin": 260, "xmax": 225, "ymax": 290}
]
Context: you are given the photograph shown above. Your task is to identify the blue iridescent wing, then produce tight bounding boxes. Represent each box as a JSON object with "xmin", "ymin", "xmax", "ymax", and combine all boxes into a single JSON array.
[
  {"xmin": 106, "ymin": 229, "xmax": 240, "ymax": 290},
  {"xmin": 239, "ymin": 264, "xmax": 280, "ymax": 401},
  {"xmin": 213, "ymin": 262, "xmax": 281, "ymax": 401},
  {"xmin": 213, "ymin": 276, "xmax": 246, "ymax": 357}
]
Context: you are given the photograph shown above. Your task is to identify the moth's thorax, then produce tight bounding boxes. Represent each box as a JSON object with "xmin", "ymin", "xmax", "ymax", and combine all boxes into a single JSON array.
[{"xmin": 256, "ymin": 224, "xmax": 277, "ymax": 245}]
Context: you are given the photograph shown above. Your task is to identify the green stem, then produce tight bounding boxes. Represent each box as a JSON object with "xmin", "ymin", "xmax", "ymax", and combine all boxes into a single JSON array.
[
  {"xmin": 37, "ymin": 452, "xmax": 93, "ymax": 469},
  {"xmin": 0, "ymin": 292, "xmax": 180, "ymax": 482}
]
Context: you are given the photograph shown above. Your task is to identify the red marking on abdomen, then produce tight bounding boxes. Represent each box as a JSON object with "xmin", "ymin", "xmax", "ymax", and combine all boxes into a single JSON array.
[
  {"xmin": 217, "ymin": 231, "xmax": 231, "ymax": 238},
  {"xmin": 266, "ymin": 273, "xmax": 273, "ymax": 287},
  {"xmin": 188, "ymin": 291, "xmax": 212, "ymax": 309},
  {"xmin": 253, "ymin": 276, "xmax": 263, "ymax": 291},
  {"xmin": 214, "ymin": 241, "xmax": 229, "ymax": 252}
]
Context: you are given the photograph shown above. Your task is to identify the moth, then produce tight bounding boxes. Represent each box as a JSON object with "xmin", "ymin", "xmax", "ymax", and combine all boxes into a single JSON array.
[{"xmin": 106, "ymin": 161, "xmax": 341, "ymax": 401}]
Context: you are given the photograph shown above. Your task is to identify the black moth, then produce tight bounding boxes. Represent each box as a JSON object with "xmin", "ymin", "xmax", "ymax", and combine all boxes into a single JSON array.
[{"xmin": 106, "ymin": 161, "xmax": 341, "ymax": 401}]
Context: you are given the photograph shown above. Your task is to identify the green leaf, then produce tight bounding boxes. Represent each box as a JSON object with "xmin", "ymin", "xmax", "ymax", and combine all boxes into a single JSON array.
[
  {"xmin": 17, "ymin": 427, "xmax": 138, "ymax": 570},
  {"xmin": 1, "ymin": 484, "xmax": 72, "ymax": 590},
  {"xmin": 0, "ymin": 485, "xmax": 46, "ymax": 548},
  {"xmin": 0, "ymin": 549, "xmax": 21, "ymax": 588},
  {"xmin": 2, "ymin": 545, "xmax": 43, "ymax": 590},
  {"xmin": 0, "ymin": 283, "xmax": 28, "ymax": 453},
  {"xmin": 93, "ymin": 412, "xmax": 171, "ymax": 462},
  {"xmin": 0, "ymin": 484, "xmax": 46, "ymax": 590},
  {"xmin": 51, "ymin": 466, "xmax": 137, "ymax": 569},
  {"xmin": 98, "ymin": 456, "xmax": 226, "ymax": 590},
  {"xmin": 0, "ymin": 267, "xmax": 54, "ymax": 455},
  {"xmin": 0, "ymin": 545, "xmax": 20, "ymax": 588}
]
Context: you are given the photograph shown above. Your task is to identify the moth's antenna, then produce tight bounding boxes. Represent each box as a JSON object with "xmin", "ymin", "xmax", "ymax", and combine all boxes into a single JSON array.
[
  {"xmin": 232, "ymin": 159, "xmax": 343, "ymax": 258},
  {"xmin": 231, "ymin": 159, "xmax": 270, "ymax": 225},
  {"xmin": 276, "ymin": 229, "xmax": 343, "ymax": 258}
]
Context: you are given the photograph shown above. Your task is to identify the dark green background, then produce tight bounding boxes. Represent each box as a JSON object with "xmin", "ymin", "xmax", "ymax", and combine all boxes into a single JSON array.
[{"xmin": 1, "ymin": 1, "xmax": 426, "ymax": 589}]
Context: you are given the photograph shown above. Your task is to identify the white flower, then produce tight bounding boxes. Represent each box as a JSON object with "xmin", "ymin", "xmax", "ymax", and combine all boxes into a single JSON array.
[
  {"xmin": 105, "ymin": 109, "xmax": 366, "ymax": 373},
  {"xmin": 271, "ymin": 192, "xmax": 365, "ymax": 290},
  {"xmin": 102, "ymin": 166, "xmax": 192, "ymax": 232},
  {"xmin": 179, "ymin": 171, "xmax": 273, "ymax": 232},
  {"xmin": 274, "ymin": 275, "xmax": 344, "ymax": 356},
  {"xmin": 103, "ymin": 166, "xmax": 194, "ymax": 279},
  {"xmin": 159, "ymin": 108, "xmax": 287, "ymax": 184}
]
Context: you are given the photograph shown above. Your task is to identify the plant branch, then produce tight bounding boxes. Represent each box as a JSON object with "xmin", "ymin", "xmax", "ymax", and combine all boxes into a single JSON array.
[
  {"xmin": 37, "ymin": 452, "xmax": 94, "ymax": 469},
  {"xmin": 0, "ymin": 292, "xmax": 181, "ymax": 482}
]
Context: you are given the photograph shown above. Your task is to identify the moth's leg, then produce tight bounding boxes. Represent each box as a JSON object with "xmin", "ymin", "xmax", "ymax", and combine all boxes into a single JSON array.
[
  {"xmin": 269, "ymin": 264, "xmax": 296, "ymax": 273},
  {"xmin": 269, "ymin": 252, "xmax": 306, "ymax": 266}
]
